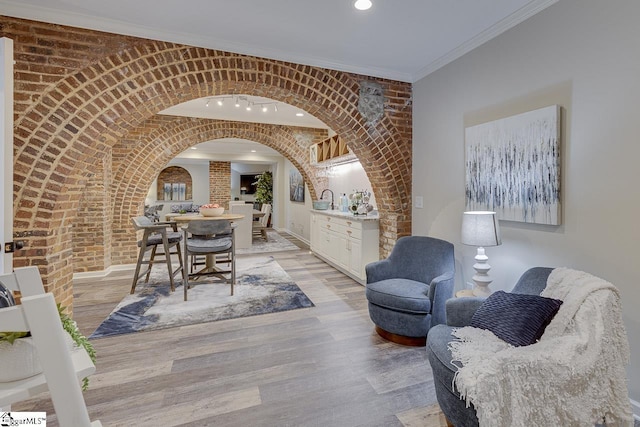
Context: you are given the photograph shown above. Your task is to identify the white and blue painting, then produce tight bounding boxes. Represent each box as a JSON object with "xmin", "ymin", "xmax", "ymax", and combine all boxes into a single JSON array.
[{"xmin": 465, "ymin": 105, "xmax": 561, "ymax": 225}]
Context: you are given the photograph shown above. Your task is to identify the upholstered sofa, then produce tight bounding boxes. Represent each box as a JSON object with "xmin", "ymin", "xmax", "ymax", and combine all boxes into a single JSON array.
[
  {"xmin": 365, "ymin": 236, "xmax": 455, "ymax": 346},
  {"xmin": 170, "ymin": 203, "xmax": 200, "ymax": 213},
  {"xmin": 427, "ymin": 267, "xmax": 633, "ymax": 426}
]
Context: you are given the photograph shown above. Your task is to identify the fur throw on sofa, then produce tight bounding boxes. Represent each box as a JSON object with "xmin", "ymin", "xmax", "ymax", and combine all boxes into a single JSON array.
[{"xmin": 449, "ymin": 268, "xmax": 633, "ymax": 427}]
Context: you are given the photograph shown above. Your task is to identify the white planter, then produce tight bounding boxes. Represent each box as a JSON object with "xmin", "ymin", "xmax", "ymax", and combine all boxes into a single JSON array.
[
  {"xmin": 0, "ymin": 337, "xmax": 43, "ymax": 382},
  {"xmin": 0, "ymin": 332, "xmax": 76, "ymax": 382}
]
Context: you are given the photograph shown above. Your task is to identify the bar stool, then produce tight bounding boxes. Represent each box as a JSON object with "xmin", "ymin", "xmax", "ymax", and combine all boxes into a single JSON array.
[
  {"xmin": 182, "ymin": 219, "xmax": 236, "ymax": 301},
  {"xmin": 130, "ymin": 216, "xmax": 184, "ymax": 294}
]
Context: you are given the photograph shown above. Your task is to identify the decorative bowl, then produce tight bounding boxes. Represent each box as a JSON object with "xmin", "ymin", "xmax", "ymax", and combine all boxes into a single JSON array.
[
  {"xmin": 313, "ymin": 200, "xmax": 330, "ymax": 210},
  {"xmin": 200, "ymin": 207, "xmax": 225, "ymax": 217}
]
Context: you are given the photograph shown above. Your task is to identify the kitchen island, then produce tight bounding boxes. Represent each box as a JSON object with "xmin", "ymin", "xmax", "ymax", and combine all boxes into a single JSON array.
[{"xmin": 310, "ymin": 209, "xmax": 379, "ymax": 285}]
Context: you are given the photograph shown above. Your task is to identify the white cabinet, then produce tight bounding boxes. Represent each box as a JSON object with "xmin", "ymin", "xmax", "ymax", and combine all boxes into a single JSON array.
[{"xmin": 310, "ymin": 211, "xmax": 379, "ymax": 284}]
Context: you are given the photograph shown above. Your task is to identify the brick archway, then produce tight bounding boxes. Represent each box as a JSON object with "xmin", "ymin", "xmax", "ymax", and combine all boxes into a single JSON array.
[
  {"xmin": 7, "ymin": 18, "xmax": 412, "ymax": 306},
  {"xmin": 107, "ymin": 116, "xmax": 330, "ymax": 265}
]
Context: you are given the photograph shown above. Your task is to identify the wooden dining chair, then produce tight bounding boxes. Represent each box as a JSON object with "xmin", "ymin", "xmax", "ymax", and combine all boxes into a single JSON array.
[
  {"xmin": 130, "ymin": 216, "xmax": 184, "ymax": 294},
  {"xmin": 252, "ymin": 203, "xmax": 271, "ymax": 241},
  {"xmin": 182, "ymin": 219, "xmax": 236, "ymax": 301}
]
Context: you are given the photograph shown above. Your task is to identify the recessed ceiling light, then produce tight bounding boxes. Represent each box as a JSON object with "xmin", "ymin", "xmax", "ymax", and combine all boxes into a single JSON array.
[
  {"xmin": 354, "ymin": 0, "xmax": 372, "ymax": 11},
  {"xmin": 262, "ymin": 105, "xmax": 268, "ymax": 112},
  {"xmin": 190, "ymin": 147, "xmax": 197, "ymax": 150},
  {"xmin": 217, "ymin": 99, "xmax": 223, "ymax": 106},
  {"xmin": 251, "ymin": 149, "xmax": 257, "ymax": 153},
  {"xmin": 296, "ymin": 112, "xmax": 304, "ymax": 117}
]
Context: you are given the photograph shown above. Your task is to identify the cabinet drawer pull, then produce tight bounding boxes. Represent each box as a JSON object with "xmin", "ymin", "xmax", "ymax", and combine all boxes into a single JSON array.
[
  {"xmin": 347, "ymin": 230, "xmax": 352, "ymax": 236},
  {"xmin": 346, "ymin": 221, "xmax": 352, "ymax": 226},
  {"xmin": 326, "ymin": 224, "xmax": 331, "ymax": 229}
]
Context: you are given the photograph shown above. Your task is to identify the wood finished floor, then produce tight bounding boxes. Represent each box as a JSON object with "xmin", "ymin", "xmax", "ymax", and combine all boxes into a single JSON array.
[{"xmin": 14, "ymin": 234, "xmax": 449, "ymax": 427}]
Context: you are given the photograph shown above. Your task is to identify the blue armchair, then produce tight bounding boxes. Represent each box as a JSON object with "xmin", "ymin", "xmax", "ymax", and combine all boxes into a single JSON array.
[
  {"xmin": 426, "ymin": 267, "xmax": 553, "ymax": 427},
  {"xmin": 365, "ymin": 236, "xmax": 455, "ymax": 346}
]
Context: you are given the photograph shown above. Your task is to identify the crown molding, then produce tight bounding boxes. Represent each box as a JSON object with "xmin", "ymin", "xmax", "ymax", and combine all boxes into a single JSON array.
[
  {"xmin": 0, "ymin": 0, "xmax": 557, "ymax": 84},
  {"xmin": 411, "ymin": 0, "xmax": 559, "ymax": 82}
]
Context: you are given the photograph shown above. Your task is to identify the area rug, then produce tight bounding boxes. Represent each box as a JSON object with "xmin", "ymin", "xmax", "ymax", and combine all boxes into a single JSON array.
[
  {"xmin": 90, "ymin": 256, "xmax": 314, "ymax": 339},
  {"xmin": 236, "ymin": 230, "xmax": 300, "ymax": 255}
]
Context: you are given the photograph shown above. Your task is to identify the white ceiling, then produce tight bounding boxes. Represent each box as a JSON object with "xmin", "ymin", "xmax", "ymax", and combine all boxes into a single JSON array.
[
  {"xmin": 162, "ymin": 95, "xmax": 326, "ymax": 159},
  {"xmin": 0, "ymin": 0, "xmax": 557, "ymax": 83},
  {"xmin": 161, "ymin": 95, "xmax": 328, "ymax": 129},
  {"xmin": 1, "ymin": 0, "xmax": 558, "ymax": 158}
]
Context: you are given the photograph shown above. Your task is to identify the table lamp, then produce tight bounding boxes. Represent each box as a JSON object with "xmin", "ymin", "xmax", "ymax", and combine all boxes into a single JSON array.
[{"xmin": 461, "ymin": 211, "xmax": 502, "ymax": 297}]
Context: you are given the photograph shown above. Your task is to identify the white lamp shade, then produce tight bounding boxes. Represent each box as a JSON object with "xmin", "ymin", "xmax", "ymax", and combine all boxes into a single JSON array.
[{"xmin": 461, "ymin": 211, "xmax": 502, "ymax": 247}]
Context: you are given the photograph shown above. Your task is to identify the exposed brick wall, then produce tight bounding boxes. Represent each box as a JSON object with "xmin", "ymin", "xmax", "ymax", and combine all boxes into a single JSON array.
[
  {"xmin": 72, "ymin": 148, "xmax": 113, "ymax": 273},
  {"xmin": 3, "ymin": 15, "xmax": 412, "ymax": 308},
  {"xmin": 157, "ymin": 166, "xmax": 193, "ymax": 201},
  {"xmin": 208, "ymin": 161, "xmax": 231, "ymax": 205}
]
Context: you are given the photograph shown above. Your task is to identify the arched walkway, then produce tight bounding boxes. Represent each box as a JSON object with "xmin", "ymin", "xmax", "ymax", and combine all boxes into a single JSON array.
[
  {"xmin": 8, "ymin": 22, "xmax": 412, "ymax": 306},
  {"xmin": 109, "ymin": 117, "xmax": 330, "ymax": 263}
]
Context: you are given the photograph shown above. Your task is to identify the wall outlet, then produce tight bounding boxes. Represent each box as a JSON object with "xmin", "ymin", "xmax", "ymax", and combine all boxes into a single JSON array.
[{"xmin": 415, "ymin": 196, "xmax": 423, "ymax": 209}]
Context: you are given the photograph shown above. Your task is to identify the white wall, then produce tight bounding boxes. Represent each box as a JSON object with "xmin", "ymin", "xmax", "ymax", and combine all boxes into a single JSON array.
[
  {"xmin": 326, "ymin": 161, "xmax": 377, "ymax": 211},
  {"xmin": 412, "ymin": 0, "xmax": 640, "ymax": 407},
  {"xmin": 283, "ymin": 159, "xmax": 312, "ymax": 242}
]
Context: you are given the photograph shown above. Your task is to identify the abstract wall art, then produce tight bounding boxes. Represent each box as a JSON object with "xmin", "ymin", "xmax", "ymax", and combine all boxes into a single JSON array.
[
  {"xmin": 465, "ymin": 105, "xmax": 561, "ymax": 225},
  {"xmin": 289, "ymin": 168, "xmax": 305, "ymax": 202}
]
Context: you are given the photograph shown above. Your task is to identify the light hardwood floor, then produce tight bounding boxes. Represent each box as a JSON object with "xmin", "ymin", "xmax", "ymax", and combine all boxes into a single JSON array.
[{"xmin": 14, "ymin": 234, "xmax": 449, "ymax": 427}]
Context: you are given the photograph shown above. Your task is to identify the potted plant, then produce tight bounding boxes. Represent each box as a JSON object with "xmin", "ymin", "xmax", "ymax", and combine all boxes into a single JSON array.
[
  {"xmin": 253, "ymin": 171, "xmax": 273, "ymax": 207},
  {"xmin": 0, "ymin": 296, "xmax": 96, "ymax": 390},
  {"xmin": 253, "ymin": 171, "xmax": 273, "ymax": 226}
]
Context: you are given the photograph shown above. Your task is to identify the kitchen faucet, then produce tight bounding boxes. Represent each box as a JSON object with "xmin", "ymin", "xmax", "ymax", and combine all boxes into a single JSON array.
[{"xmin": 320, "ymin": 189, "xmax": 334, "ymax": 210}]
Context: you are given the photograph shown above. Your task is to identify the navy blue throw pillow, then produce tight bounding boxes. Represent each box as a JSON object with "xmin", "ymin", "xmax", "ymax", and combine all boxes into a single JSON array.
[{"xmin": 470, "ymin": 291, "xmax": 563, "ymax": 347}]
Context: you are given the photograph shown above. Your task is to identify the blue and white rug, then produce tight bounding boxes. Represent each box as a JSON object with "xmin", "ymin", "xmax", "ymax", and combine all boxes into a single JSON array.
[
  {"xmin": 236, "ymin": 230, "xmax": 300, "ymax": 255},
  {"xmin": 90, "ymin": 256, "xmax": 314, "ymax": 339}
]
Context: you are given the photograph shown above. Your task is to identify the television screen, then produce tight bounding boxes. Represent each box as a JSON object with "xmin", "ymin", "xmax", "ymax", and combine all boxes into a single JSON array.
[{"xmin": 240, "ymin": 174, "xmax": 258, "ymax": 194}]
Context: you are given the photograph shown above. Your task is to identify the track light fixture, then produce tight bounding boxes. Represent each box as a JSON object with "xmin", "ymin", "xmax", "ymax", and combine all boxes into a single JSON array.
[{"xmin": 203, "ymin": 96, "xmax": 282, "ymax": 114}]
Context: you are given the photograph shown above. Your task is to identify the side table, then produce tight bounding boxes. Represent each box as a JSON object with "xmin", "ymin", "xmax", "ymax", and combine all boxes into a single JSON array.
[{"xmin": 455, "ymin": 289, "xmax": 475, "ymax": 298}]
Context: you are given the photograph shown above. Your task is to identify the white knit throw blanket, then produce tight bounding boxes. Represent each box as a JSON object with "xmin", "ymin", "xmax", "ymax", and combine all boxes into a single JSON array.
[{"xmin": 449, "ymin": 268, "xmax": 633, "ymax": 427}]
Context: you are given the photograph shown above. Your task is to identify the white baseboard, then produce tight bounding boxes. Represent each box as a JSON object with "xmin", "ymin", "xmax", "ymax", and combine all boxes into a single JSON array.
[
  {"xmin": 73, "ymin": 264, "xmax": 135, "ymax": 280},
  {"xmin": 631, "ymin": 398, "xmax": 640, "ymax": 421}
]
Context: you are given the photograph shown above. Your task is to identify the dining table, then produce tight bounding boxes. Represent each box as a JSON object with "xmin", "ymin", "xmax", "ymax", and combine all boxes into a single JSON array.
[
  {"xmin": 164, "ymin": 212, "xmax": 243, "ymax": 222},
  {"xmin": 165, "ymin": 211, "xmax": 264, "ymax": 222}
]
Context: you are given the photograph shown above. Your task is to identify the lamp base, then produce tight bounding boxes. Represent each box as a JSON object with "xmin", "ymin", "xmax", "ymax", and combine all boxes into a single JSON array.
[
  {"xmin": 472, "ymin": 281, "xmax": 492, "ymax": 297},
  {"xmin": 471, "ymin": 246, "xmax": 493, "ymax": 297}
]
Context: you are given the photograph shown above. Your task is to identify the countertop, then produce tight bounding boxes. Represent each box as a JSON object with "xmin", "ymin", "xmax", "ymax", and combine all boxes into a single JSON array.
[{"xmin": 311, "ymin": 209, "xmax": 379, "ymax": 222}]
